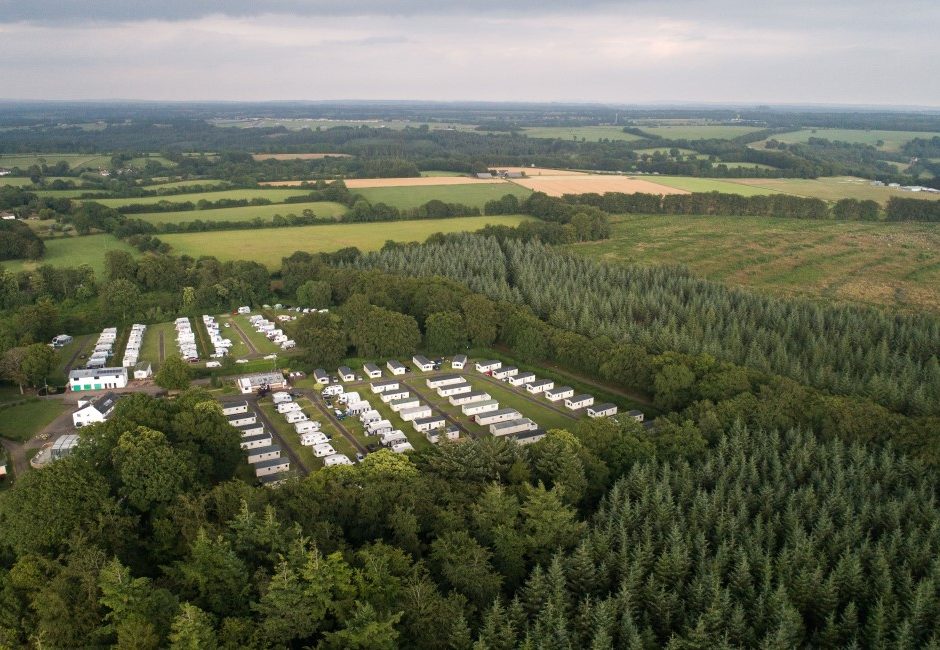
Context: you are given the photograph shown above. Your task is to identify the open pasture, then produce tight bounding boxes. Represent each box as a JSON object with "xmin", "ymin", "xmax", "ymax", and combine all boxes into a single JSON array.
[
  {"xmin": 751, "ymin": 128, "xmax": 938, "ymax": 152},
  {"xmin": 159, "ymin": 215, "xmax": 531, "ymax": 267},
  {"xmin": 1, "ymin": 234, "xmax": 138, "ymax": 276},
  {"xmin": 510, "ymin": 174, "xmax": 688, "ymax": 197},
  {"xmin": 90, "ymin": 188, "xmax": 315, "ymax": 209},
  {"xmin": 640, "ymin": 125, "xmax": 764, "ymax": 140},
  {"xmin": 142, "ymin": 179, "xmax": 230, "ymax": 190},
  {"xmin": 521, "ymin": 126, "xmax": 644, "ymax": 142},
  {"xmin": 351, "ymin": 183, "xmax": 532, "ymax": 209},
  {"xmin": 135, "ymin": 201, "xmax": 348, "ymax": 225},
  {"xmin": 728, "ymin": 176, "xmax": 940, "ymax": 204},
  {"xmin": 567, "ymin": 214, "xmax": 940, "ymax": 313},
  {"xmin": 0, "ymin": 153, "xmax": 112, "ymax": 170},
  {"xmin": 643, "ymin": 176, "xmax": 778, "ymax": 196}
]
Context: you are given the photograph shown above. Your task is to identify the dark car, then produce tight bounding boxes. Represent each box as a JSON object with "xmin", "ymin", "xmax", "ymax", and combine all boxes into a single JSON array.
[{"xmin": 366, "ymin": 443, "xmax": 378, "ymax": 452}]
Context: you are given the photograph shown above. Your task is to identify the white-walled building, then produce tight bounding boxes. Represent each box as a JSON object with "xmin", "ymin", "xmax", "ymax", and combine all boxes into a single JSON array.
[
  {"xmin": 475, "ymin": 360, "xmax": 502, "ymax": 373},
  {"xmin": 255, "ymin": 458, "xmax": 290, "ymax": 477},
  {"xmin": 390, "ymin": 396, "xmax": 421, "ymax": 412},
  {"xmin": 492, "ymin": 366, "xmax": 519, "ymax": 380},
  {"xmin": 426, "ymin": 374, "xmax": 464, "ymax": 389},
  {"xmin": 285, "ymin": 411, "xmax": 308, "ymax": 423},
  {"xmin": 437, "ymin": 382, "xmax": 472, "ymax": 397},
  {"xmin": 451, "ymin": 354, "xmax": 467, "ymax": 369},
  {"xmin": 490, "ymin": 418, "xmax": 537, "ymax": 437},
  {"xmin": 412, "ymin": 355, "xmax": 434, "ymax": 372},
  {"xmin": 413, "ymin": 414, "xmax": 447, "ymax": 433},
  {"xmin": 371, "ymin": 379, "xmax": 400, "ymax": 394},
  {"xmin": 508, "ymin": 372, "xmax": 536, "ymax": 387},
  {"xmin": 69, "ymin": 367, "xmax": 128, "ymax": 392},
  {"xmin": 300, "ymin": 431, "xmax": 329, "ymax": 446},
  {"xmin": 564, "ymin": 394, "xmax": 595, "ymax": 410},
  {"xmin": 241, "ymin": 433, "xmax": 274, "ymax": 449},
  {"xmin": 475, "ymin": 408, "xmax": 522, "ymax": 426},
  {"xmin": 587, "ymin": 403, "xmax": 618, "ymax": 418},
  {"xmin": 462, "ymin": 399, "xmax": 500, "ymax": 416},
  {"xmin": 272, "ymin": 392, "xmax": 293, "ymax": 404},
  {"xmin": 338, "ymin": 366, "xmax": 355, "ymax": 382},
  {"xmin": 545, "ymin": 386, "xmax": 574, "ymax": 402},
  {"xmin": 236, "ymin": 372, "xmax": 287, "ymax": 394},
  {"xmin": 72, "ymin": 392, "xmax": 120, "ymax": 427},
  {"xmin": 295, "ymin": 420, "xmax": 321, "ymax": 434},
  {"xmin": 387, "ymin": 360, "xmax": 406, "ymax": 375},
  {"xmin": 400, "ymin": 405, "xmax": 433, "ymax": 422},
  {"xmin": 427, "ymin": 424, "xmax": 460, "ymax": 444},
  {"xmin": 381, "ymin": 389, "xmax": 410, "ymax": 403},
  {"xmin": 525, "ymin": 379, "xmax": 554, "ymax": 394},
  {"xmin": 363, "ymin": 363, "xmax": 382, "ymax": 379}
]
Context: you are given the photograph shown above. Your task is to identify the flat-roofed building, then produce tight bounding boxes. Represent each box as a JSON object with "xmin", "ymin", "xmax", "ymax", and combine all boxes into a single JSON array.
[
  {"xmin": 490, "ymin": 418, "xmax": 537, "ymax": 437},
  {"xmin": 564, "ymin": 394, "xmax": 594, "ymax": 410},
  {"xmin": 450, "ymin": 390, "xmax": 490, "ymax": 406},
  {"xmin": 462, "ymin": 399, "xmax": 499, "ymax": 416},
  {"xmin": 475, "ymin": 408, "xmax": 522, "ymax": 426}
]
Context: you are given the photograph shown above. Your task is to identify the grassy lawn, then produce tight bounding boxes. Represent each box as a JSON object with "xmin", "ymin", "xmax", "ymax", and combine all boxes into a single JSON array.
[
  {"xmin": 160, "ymin": 215, "xmax": 531, "ymax": 267},
  {"xmin": 0, "ymin": 176, "xmax": 79, "ymax": 187},
  {"xmin": 230, "ymin": 315, "xmax": 282, "ymax": 355},
  {"xmin": 565, "ymin": 214, "xmax": 940, "ymax": 313},
  {"xmin": 1, "ymin": 234, "xmax": 139, "ymax": 277},
  {"xmin": 139, "ymin": 322, "xmax": 178, "ymax": 369},
  {"xmin": 90, "ymin": 188, "xmax": 316, "ymax": 209},
  {"xmin": 359, "ymin": 389, "xmax": 433, "ymax": 452},
  {"xmin": 751, "ymin": 128, "xmax": 939, "ymax": 152},
  {"xmin": 350, "ymin": 183, "xmax": 532, "ymax": 210},
  {"xmin": 521, "ymin": 126, "xmax": 644, "ymax": 142},
  {"xmin": 642, "ymin": 176, "xmax": 777, "ymax": 196},
  {"xmin": 53, "ymin": 334, "xmax": 94, "ymax": 378},
  {"xmin": 0, "ymin": 400, "xmax": 67, "ymax": 442},
  {"xmin": 135, "ymin": 201, "xmax": 349, "ymax": 225},
  {"xmin": 214, "ymin": 314, "xmax": 252, "ymax": 359}
]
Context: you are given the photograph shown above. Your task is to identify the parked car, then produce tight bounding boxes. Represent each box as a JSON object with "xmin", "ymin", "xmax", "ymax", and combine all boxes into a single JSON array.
[
  {"xmin": 366, "ymin": 443, "xmax": 378, "ymax": 452},
  {"xmin": 333, "ymin": 409, "xmax": 343, "ymax": 417},
  {"xmin": 355, "ymin": 452, "xmax": 365, "ymax": 462}
]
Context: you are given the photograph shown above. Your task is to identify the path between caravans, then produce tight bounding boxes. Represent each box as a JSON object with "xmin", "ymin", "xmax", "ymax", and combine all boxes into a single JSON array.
[
  {"xmin": 230, "ymin": 319, "xmax": 259, "ymax": 355},
  {"xmin": 250, "ymin": 395, "xmax": 310, "ymax": 475},
  {"xmin": 302, "ymin": 389, "xmax": 368, "ymax": 455}
]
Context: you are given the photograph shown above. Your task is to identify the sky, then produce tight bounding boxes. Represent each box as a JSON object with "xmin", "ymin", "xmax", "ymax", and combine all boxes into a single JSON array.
[{"xmin": 0, "ymin": 0, "xmax": 938, "ymax": 106}]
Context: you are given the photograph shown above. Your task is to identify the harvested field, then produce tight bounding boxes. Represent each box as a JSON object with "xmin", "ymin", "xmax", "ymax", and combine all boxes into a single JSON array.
[
  {"xmin": 510, "ymin": 175, "xmax": 687, "ymax": 197},
  {"xmin": 252, "ymin": 153, "xmax": 351, "ymax": 160}
]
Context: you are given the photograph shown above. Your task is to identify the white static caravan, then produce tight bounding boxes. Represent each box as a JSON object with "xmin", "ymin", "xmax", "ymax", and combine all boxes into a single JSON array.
[
  {"xmin": 300, "ymin": 431, "xmax": 329, "ymax": 446},
  {"xmin": 381, "ymin": 430, "xmax": 409, "ymax": 447},
  {"xmin": 314, "ymin": 368, "xmax": 330, "ymax": 384},
  {"xmin": 338, "ymin": 366, "xmax": 356, "ymax": 382},
  {"xmin": 462, "ymin": 399, "xmax": 499, "ymax": 416},
  {"xmin": 338, "ymin": 391, "xmax": 360, "ymax": 405},
  {"xmin": 387, "ymin": 360, "xmax": 406, "ymax": 375},
  {"xmin": 255, "ymin": 458, "xmax": 290, "ymax": 477},
  {"xmin": 427, "ymin": 425, "xmax": 460, "ymax": 444},
  {"xmin": 241, "ymin": 432, "xmax": 274, "ymax": 449},
  {"xmin": 236, "ymin": 422, "xmax": 265, "ymax": 437},
  {"xmin": 246, "ymin": 445, "xmax": 281, "ymax": 464},
  {"xmin": 370, "ymin": 379, "xmax": 400, "ymax": 394},
  {"xmin": 294, "ymin": 420, "xmax": 321, "ymax": 434},
  {"xmin": 228, "ymin": 412, "xmax": 257, "ymax": 428},
  {"xmin": 381, "ymin": 389, "xmax": 410, "ymax": 403},
  {"xmin": 400, "ymin": 405, "xmax": 433, "ymax": 422},
  {"xmin": 508, "ymin": 371, "xmax": 536, "ymax": 387},
  {"xmin": 525, "ymin": 379, "xmax": 554, "ymax": 394},
  {"xmin": 276, "ymin": 402, "xmax": 302, "ymax": 414},
  {"xmin": 389, "ymin": 396, "xmax": 421, "ymax": 412},
  {"xmin": 475, "ymin": 408, "xmax": 522, "ymax": 426},
  {"xmin": 363, "ymin": 363, "xmax": 382, "ymax": 379},
  {"xmin": 359, "ymin": 409, "xmax": 382, "ymax": 424},
  {"xmin": 322, "ymin": 384, "xmax": 343, "ymax": 397},
  {"xmin": 345, "ymin": 401, "xmax": 371, "ymax": 416},
  {"xmin": 412, "ymin": 415, "xmax": 447, "ymax": 433},
  {"xmin": 426, "ymin": 374, "xmax": 464, "ymax": 389},
  {"xmin": 221, "ymin": 400, "xmax": 249, "ymax": 416},
  {"xmin": 451, "ymin": 354, "xmax": 467, "ymax": 370},
  {"xmin": 450, "ymin": 390, "xmax": 490, "ymax": 406},
  {"xmin": 412, "ymin": 355, "xmax": 434, "ymax": 372},
  {"xmin": 490, "ymin": 418, "xmax": 537, "ymax": 437},
  {"xmin": 391, "ymin": 442, "xmax": 415, "ymax": 454},
  {"xmin": 313, "ymin": 443, "xmax": 337, "ymax": 458},
  {"xmin": 324, "ymin": 454, "xmax": 353, "ymax": 467},
  {"xmin": 492, "ymin": 366, "xmax": 519, "ymax": 380},
  {"xmin": 564, "ymin": 394, "xmax": 595, "ymax": 410},
  {"xmin": 437, "ymin": 382, "xmax": 472, "ymax": 398},
  {"xmin": 626, "ymin": 409, "xmax": 645, "ymax": 422},
  {"xmin": 544, "ymin": 386, "xmax": 574, "ymax": 402},
  {"xmin": 587, "ymin": 403, "xmax": 618, "ymax": 418},
  {"xmin": 512, "ymin": 430, "xmax": 547, "ymax": 446},
  {"xmin": 272, "ymin": 392, "xmax": 293, "ymax": 405},
  {"xmin": 367, "ymin": 419, "xmax": 393, "ymax": 436},
  {"xmin": 475, "ymin": 359, "xmax": 502, "ymax": 373},
  {"xmin": 285, "ymin": 411, "xmax": 309, "ymax": 424}
]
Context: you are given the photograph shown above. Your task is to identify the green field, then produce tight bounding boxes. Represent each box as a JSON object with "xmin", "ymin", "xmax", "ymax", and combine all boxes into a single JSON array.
[
  {"xmin": 725, "ymin": 176, "xmax": 940, "ymax": 204},
  {"xmin": 139, "ymin": 322, "xmax": 177, "ymax": 369},
  {"xmin": 135, "ymin": 201, "xmax": 349, "ymax": 225},
  {"xmin": 160, "ymin": 215, "xmax": 530, "ymax": 266},
  {"xmin": 352, "ymin": 183, "xmax": 531, "ymax": 210},
  {"xmin": 566, "ymin": 214, "xmax": 940, "ymax": 313},
  {"xmin": 752, "ymin": 128, "xmax": 939, "ymax": 152},
  {"xmin": 633, "ymin": 147, "xmax": 699, "ymax": 156},
  {"xmin": 420, "ymin": 170, "xmax": 467, "ymax": 177},
  {"xmin": 0, "ymin": 176, "xmax": 79, "ymax": 187},
  {"xmin": 0, "ymin": 153, "xmax": 112, "ymax": 170},
  {"xmin": 521, "ymin": 126, "xmax": 643, "ymax": 142},
  {"xmin": 230, "ymin": 315, "xmax": 282, "ymax": 354},
  {"xmin": 143, "ymin": 179, "xmax": 229, "ymax": 189},
  {"xmin": 0, "ymin": 400, "xmax": 67, "ymax": 442},
  {"xmin": 640, "ymin": 125, "xmax": 764, "ymax": 140},
  {"xmin": 645, "ymin": 176, "xmax": 777, "ymax": 196},
  {"xmin": 1, "ymin": 234, "xmax": 138, "ymax": 276},
  {"xmin": 127, "ymin": 155, "xmax": 176, "ymax": 168},
  {"xmin": 90, "ymin": 188, "xmax": 314, "ymax": 209}
]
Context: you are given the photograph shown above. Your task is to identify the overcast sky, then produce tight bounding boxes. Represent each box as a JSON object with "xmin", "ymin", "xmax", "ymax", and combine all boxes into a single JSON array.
[{"xmin": 1, "ymin": 0, "xmax": 937, "ymax": 106}]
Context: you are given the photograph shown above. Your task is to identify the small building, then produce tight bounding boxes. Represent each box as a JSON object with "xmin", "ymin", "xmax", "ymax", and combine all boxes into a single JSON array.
[
  {"xmin": 360, "ymin": 409, "xmax": 382, "ymax": 424},
  {"xmin": 300, "ymin": 431, "xmax": 329, "ymax": 446},
  {"xmin": 492, "ymin": 366, "xmax": 519, "ymax": 380},
  {"xmin": 338, "ymin": 391, "xmax": 360, "ymax": 404},
  {"xmin": 133, "ymin": 361, "xmax": 152, "ymax": 380},
  {"xmin": 294, "ymin": 420, "xmax": 321, "ymax": 434},
  {"xmin": 626, "ymin": 409, "xmax": 644, "ymax": 422},
  {"xmin": 490, "ymin": 418, "xmax": 537, "ymax": 437},
  {"xmin": 371, "ymin": 379, "xmax": 400, "ymax": 394},
  {"xmin": 338, "ymin": 366, "xmax": 355, "ymax": 382},
  {"xmin": 588, "ymin": 403, "xmax": 618, "ymax": 418},
  {"xmin": 387, "ymin": 360, "xmax": 406, "ymax": 375},
  {"xmin": 345, "ymin": 400, "xmax": 370, "ymax": 415},
  {"xmin": 314, "ymin": 369, "xmax": 330, "ymax": 384},
  {"xmin": 322, "ymin": 384, "xmax": 343, "ymax": 397},
  {"xmin": 426, "ymin": 374, "xmax": 464, "ymax": 389},
  {"xmin": 391, "ymin": 442, "xmax": 415, "ymax": 454},
  {"xmin": 363, "ymin": 363, "xmax": 382, "ymax": 379},
  {"xmin": 462, "ymin": 399, "xmax": 500, "ymax": 416},
  {"xmin": 475, "ymin": 408, "xmax": 522, "ymax": 426},
  {"xmin": 255, "ymin": 457, "xmax": 290, "ymax": 477},
  {"xmin": 72, "ymin": 392, "xmax": 120, "ymax": 428},
  {"xmin": 564, "ymin": 394, "xmax": 594, "ymax": 410},
  {"xmin": 237, "ymin": 306, "xmax": 251, "ymax": 314},
  {"xmin": 427, "ymin": 424, "xmax": 460, "ymax": 444},
  {"xmin": 276, "ymin": 402, "xmax": 301, "ymax": 414},
  {"xmin": 475, "ymin": 360, "xmax": 502, "ymax": 373},
  {"xmin": 413, "ymin": 414, "xmax": 447, "ymax": 432},
  {"xmin": 508, "ymin": 371, "xmax": 536, "ymax": 387},
  {"xmin": 241, "ymin": 433, "xmax": 274, "ymax": 450},
  {"xmin": 511, "ymin": 430, "xmax": 546, "ymax": 446},
  {"xmin": 367, "ymin": 419, "xmax": 393, "ymax": 436},
  {"xmin": 228, "ymin": 412, "xmax": 257, "ymax": 427},
  {"xmin": 437, "ymin": 381, "xmax": 472, "ymax": 397},
  {"xmin": 412, "ymin": 355, "xmax": 434, "ymax": 372},
  {"xmin": 313, "ymin": 443, "xmax": 337, "ymax": 458},
  {"xmin": 545, "ymin": 386, "xmax": 574, "ymax": 402},
  {"xmin": 69, "ymin": 367, "xmax": 128, "ymax": 392},
  {"xmin": 389, "ymin": 396, "xmax": 421, "ymax": 412},
  {"xmin": 450, "ymin": 390, "xmax": 490, "ymax": 406},
  {"xmin": 451, "ymin": 354, "xmax": 467, "ymax": 369},
  {"xmin": 51, "ymin": 434, "xmax": 80, "ymax": 460},
  {"xmin": 285, "ymin": 411, "xmax": 308, "ymax": 423},
  {"xmin": 324, "ymin": 454, "xmax": 353, "ymax": 467},
  {"xmin": 272, "ymin": 392, "xmax": 293, "ymax": 404},
  {"xmin": 400, "ymin": 405, "xmax": 433, "ymax": 422},
  {"xmin": 236, "ymin": 422, "xmax": 265, "ymax": 437},
  {"xmin": 381, "ymin": 389, "xmax": 410, "ymax": 403},
  {"xmin": 236, "ymin": 372, "xmax": 287, "ymax": 394},
  {"xmin": 381, "ymin": 430, "xmax": 409, "ymax": 447},
  {"xmin": 525, "ymin": 379, "xmax": 554, "ymax": 394},
  {"xmin": 51, "ymin": 334, "xmax": 73, "ymax": 347}
]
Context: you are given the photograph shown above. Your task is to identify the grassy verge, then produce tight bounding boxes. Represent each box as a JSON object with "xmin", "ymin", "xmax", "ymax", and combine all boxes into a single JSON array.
[
  {"xmin": 231, "ymin": 315, "xmax": 282, "ymax": 355},
  {"xmin": 0, "ymin": 400, "xmax": 67, "ymax": 442}
]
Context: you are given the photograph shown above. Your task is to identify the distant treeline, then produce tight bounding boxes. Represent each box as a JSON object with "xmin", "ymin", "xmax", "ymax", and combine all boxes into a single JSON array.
[{"xmin": 0, "ymin": 220, "xmax": 44, "ymax": 261}]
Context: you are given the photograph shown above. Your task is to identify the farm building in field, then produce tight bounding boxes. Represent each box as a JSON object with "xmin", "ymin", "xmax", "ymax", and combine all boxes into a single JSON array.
[
  {"xmin": 255, "ymin": 458, "xmax": 290, "ymax": 477},
  {"xmin": 300, "ymin": 431, "xmax": 329, "ymax": 446},
  {"xmin": 509, "ymin": 371, "xmax": 536, "ymax": 387},
  {"xmin": 236, "ymin": 422, "xmax": 265, "ymax": 437},
  {"xmin": 72, "ymin": 392, "xmax": 120, "ymax": 428},
  {"xmin": 492, "ymin": 366, "xmax": 519, "ymax": 380},
  {"xmin": 511, "ymin": 430, "xmax": 546, "ymax": 445},
  {"xmin": 412, "ymin": 355, "xmax": 434, "ymax": 372},
  {"xmin": 222, "ymin": 401, "xmax": 249, "ymax": 416},
  {"xmin": 276, "ymin": 402, "xmax": 301, "ymax": 414},
  {"xmin": 490, "ymin": 418, "xmax": 538, "ymax": 437},
  {"xmin": 363, "ymin": 363, "xmax": 382, "ymax": 379},
  {"xmin": 381, "ymin": 389, "xmax": 410, "ymax": 403},
  {"xmin": 400, "ymin": 405, "xmax": 433, "ymax": 422},
  {"xmin": 390, "ymin": 396, "xmax": 421, "ymax": 412},
  {"xmin": 526, "ymin": 379, "xmax": 554, "ymax": 394},
  {"xmin": 285, "ymin": 411, "xmax": 308, "ymax": 424},
  {"xmin": 241, "ymin": 433, "xmax": 274, "ymax": 450},
  {"xmin": 247, "ymin": 445, "xmax": 281, "ymax": 463},
  {"xmin": 462, "ymin": 399, "xmax": 499, "ymax": 416},
  {"xmin": 387, "ymin": 360, "xmax": 406, "ymax": 375},
  {"xmin": 450, "ymin": 390, "xmax": 490, "ymax": 406},
  {"xmin": 452, "ymin": 354, "xmax": 467, "ymax": 369},
  {"xmin": 338, "ymin": 366, "xmax": 355, "ymax": 382},
  {"xmin": 295, "ymin": 420, "xmax": 321, "ymax": 434},
  {"xmin": 588, "ymin": 403, "xmax": 618, "ymax": 418},
  {"xmin": 475, "ymin": 408, "xmax": 522, "ymax": 426},
  {"xmin": 236, "ymin": 372, "xmax": 287, "ymax": 394},
  {"xmin": 69, "ymin": 367, "xmax": 128, "ymax": 392},
  {"xmin": 367, "ymin": 420, "xmax": 393, "ymax": 436},
  {"xmin": 564, "ymin": 394, "xmax": 594, "ymax": 410},
  {"xmin": 426, "ymin": 374, "xmax": 464, "ymax": 389},
  {"xmin": 324, "ymin": 454, "xmax": 353, "ymax": 467},
  {"xmin": 133, "ymin": 361, "xmax": 152, "ymax": 380},
  {"xmin": 272, "ymin": 392, "xmax": 292, "ymax": 404},
  {"xmin": 437, "ymin": 382, "xmax": 472, "ymax": 398},
  {"xmin": 228, "ymin": 412, "xmax": 257, "ymax": 427},
  {"xmin": 314, "ymin": 369, "xmax": 330, "ymax": 384},
  {"xmin": 371, "ymin": 379, "xmax": 400, "ymax": 394},
  {"xmin": 545, "ymin": 386, "xmax": 574, "ymax": 402},
  {"xmin": 391, "ymin": 442, "xmax": 415, "ymax": 454},
  {"xmin": 427, "ymin": 424, "xmax": 460, "ymax": 444},
  {"xmin": 413, "ymin": 415, "xmax": 447, "ymax": 433},
  {"xmin": 475, "ymin": 360, "xmax": 502, "ymax": 373},
  {"xmin": 626, "ymin": 409, "xmax": 644, "ymax": 422}
]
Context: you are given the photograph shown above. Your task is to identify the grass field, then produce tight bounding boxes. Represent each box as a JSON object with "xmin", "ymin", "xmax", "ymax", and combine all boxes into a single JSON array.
[
  {"xmin": 0, "ymin": 153, "xmax": 112, "ymax": 170},
  {"xmin": 645, "ymin": 176, "xmax": 778, "ymax": 196},
  {"xmin": 139, "ymin": 322, "xmax": 177, "ymax": 369},
  {"xmin": 751, "ymin": 128, "xmax": 939, "ymax": 152},
  {"xmin": 160, "ymin": 215, "xmax": 530, "ymax": 266},
  {"xmin": 230, "ymin": 315, "xmax": 282, "ymax": 354},
  {"xmin": 420, "ymin": 170, "xmax": 467, "ymax": 177},
  {"xmin": 522, "ymin": 126, "xmax": 643, "ymax": 142},
  {"xmin": 0, "ymin": 176, "xmax": 78, "ymax": 187},
  {"xmin": 351, "ymin": 183, "xmax": 531, "ymax": 209},
  {"xmin": 135, "ymin": 201, "xmax": 349, "ymax": 225},
  {"xmin": 90, "ymin": 188, "xmax": 314, "ymax": 209},
  {"xmin": 566, "ymin": 214, "xmax": 940, "ymax": 313},
  {"xmin": 0, "ymin": 401, "xmax": 67, "ymax": 442},
  {"xmin": 1, "ymin": 234, "xmax": 138, "ymax": 276},
  {"xmin": 728, "ymin": 177, "xmax": 940, "ymax": 204},
  {"xmin": 31, "ymin": 188, "xmax": 110, "ymax": 199},
  {"xmin": 142, "ymin": 179, "xmax": 229, "ymax": 189},
  {"xmin": 640, "ymin": 125, "xmax": 764, "ymax": 140},
  {"xmin": 128, "ymin": 156, "xmax": 176, "ymax": 168}
]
